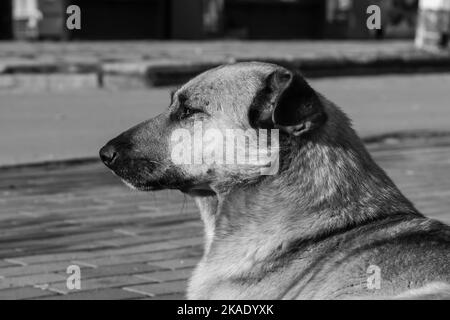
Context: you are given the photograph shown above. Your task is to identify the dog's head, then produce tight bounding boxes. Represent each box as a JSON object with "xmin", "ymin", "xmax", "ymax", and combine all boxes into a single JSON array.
[{"xmin": 100, "ymin": 62, "xmax": 327, "ymax": 195}]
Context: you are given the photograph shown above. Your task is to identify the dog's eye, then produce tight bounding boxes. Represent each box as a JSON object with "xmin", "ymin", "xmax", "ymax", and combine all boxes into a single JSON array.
[{"xmin": 179, "ymin": 106, "xmax": 203, "ymax": 119}]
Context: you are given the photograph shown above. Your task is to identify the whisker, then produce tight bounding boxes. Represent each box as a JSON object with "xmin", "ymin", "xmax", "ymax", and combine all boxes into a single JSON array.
[{"xmin": 180, "ymin": 193, "xmax": 187, "ymax": 215}]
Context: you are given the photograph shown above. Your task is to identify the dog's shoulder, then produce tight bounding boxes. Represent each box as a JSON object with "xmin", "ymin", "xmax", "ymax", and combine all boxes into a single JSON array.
[
  {"xmin": 333, "ymin": 215, "xmax": 450, "ymax": 270},
  {"xmin": 284, "ymin": 215, "xmax": 450, "ymax": 299}
]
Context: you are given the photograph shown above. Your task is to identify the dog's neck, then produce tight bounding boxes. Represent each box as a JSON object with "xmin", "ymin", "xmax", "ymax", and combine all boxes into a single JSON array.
[{"xmin": 194, "ymin": 105, "xmax": 420, "ymax": 266}]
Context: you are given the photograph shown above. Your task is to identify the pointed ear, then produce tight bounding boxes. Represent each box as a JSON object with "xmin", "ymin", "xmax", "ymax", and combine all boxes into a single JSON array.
[{"xmin": 266, "ymin": 69, "xmax": 327, "ymax": 136}]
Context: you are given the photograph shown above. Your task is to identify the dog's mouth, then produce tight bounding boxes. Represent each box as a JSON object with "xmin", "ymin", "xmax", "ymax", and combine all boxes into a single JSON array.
[
  {"xmin": 105, "ymin": 165, "xmax": 165, "ymax": 192},
  {"xmin": 122, "ymin": 176, "xmax": 216, "ymax": 197},
  {"xmin": 121, "ymin": 179, "xmax": 165, "ymax": 192},
  {"xmin": 110, "ymin": 166, "xmax": 214, "ymax": 196},
  {"xmin": 125, "ymin": 180, "xmax": 216, "ymax": 197},
  {"xmin": 180, "ymin": 183, "xmax": 216, "ymax": 197},
  {"xmin": 117, "ymin": 173, "xmax": 182, "ymax": 192}
]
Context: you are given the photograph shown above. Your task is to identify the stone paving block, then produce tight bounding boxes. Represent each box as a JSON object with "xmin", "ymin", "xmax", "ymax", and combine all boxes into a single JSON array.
[
  {"xmin": 73, "ymin": 247, "xmax": 202, "ymax": 268},
  {"xmin": 135, "ymin": 268, "xmax": 193, "ymax": 283},
  {"xmin": 150, "ymin": 258, "xmax": 200, "ymax": 271},
  {"xmin": 46, "ymin": 274, "xmax": 156, "ymax": 295},
  {"xmin": 89, "ymin": 237, "xmax": 203, "ymax": 257},
  {"xmin": 165, "ymin": 237, "xmax": 204, "ymax": 249},
  {"xmin": 38, "ymin": 288, "xmax": 145, "ymax": 300},
  {"xmin": 123, "ymin": 280, "xmax": 187, "ymax": 297},
  {"xmin": 13, "ymin": 243, "xmax": 202, "ymax": 270},
  {"xmin": 11, "ymin": 252, "xmax": 86, "ymax": 265},
  {"xmin": 0, "ymin": 262, "xmax": 95, "ymax": 278},
  {"xmin": 0, "ymin": 286, "xmax": 56, "ymax": 300},
  {"xmin": 12, "ymin": 238, "xmax": 202, "ymax": 266},
  {"xmin": 0, "ymin": 260, "xmax": 16, "ymax": 268},
  {"xmin": 0, "ymin": 273, "xmax": 66, "ymax": 290},
  {"xmin": 61, "ymin": 262, "xmax": 164, "ymax": 280},
  {"xmin": 140, "ymin": 293, "xmax": 185, "ymax": 300},
  {"xmin": 99, "ymin": 228, "xmax": 202, "ymax": 247},
  {"xmin": 2, "ymin": 259, "xmax": 26, "ymax": 266}
]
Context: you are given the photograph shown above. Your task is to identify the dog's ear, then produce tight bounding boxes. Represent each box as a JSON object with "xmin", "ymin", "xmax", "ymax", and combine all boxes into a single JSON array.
[{"xmin": 250, "ymin": 69, "xmax": 327, "ymax": 136}]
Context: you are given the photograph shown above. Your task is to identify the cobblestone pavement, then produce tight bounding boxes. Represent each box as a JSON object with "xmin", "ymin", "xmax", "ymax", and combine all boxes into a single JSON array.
[{"xmin": 0, "ymin": 136, "xmax": 449, "ymax": 299}]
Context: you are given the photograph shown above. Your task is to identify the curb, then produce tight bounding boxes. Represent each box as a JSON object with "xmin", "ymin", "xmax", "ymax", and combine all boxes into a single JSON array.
[
  {"xmin": 142, "ymin": 55, "xmax": 450, "ymax": 86},
  {"xmin": 2, "ymin": 52, "xmax": 450, "ymax": 90},
  {"xmin": 0, "ymin": 61, "xmax": 100, "ymax": 74}
]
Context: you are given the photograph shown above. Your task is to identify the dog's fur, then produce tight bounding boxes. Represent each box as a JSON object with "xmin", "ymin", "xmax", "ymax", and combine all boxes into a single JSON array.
[{"xmin": 100, "ymin": 62, "xmax": 450, "ymax": 299}]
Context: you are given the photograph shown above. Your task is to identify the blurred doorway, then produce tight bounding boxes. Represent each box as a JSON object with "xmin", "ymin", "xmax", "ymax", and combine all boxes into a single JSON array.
[
  {"xmin": 0, "ymin": 0, "xmax": 13, "ymax": 39},
  {"xmin": 225, "ymin": 0, "xmax": 326, "ymax": 39}
]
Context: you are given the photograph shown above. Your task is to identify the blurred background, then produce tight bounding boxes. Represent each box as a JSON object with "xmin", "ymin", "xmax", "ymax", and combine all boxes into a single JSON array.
[
  {"xmin": 0, "ymin": 0, "xmax": 450, "ymax": 300},
  {"xmin": 0, "ymin": 0, "xmax": 422, "ymax": 40}
]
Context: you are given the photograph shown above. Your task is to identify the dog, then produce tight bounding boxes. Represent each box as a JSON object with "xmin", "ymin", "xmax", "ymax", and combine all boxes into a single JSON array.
[{"xmin": 100, "ymin": 62, "xmax": 450, "ymax": 299}]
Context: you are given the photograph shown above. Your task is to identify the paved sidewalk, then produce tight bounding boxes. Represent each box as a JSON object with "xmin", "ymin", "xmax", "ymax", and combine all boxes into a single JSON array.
[
  {"xmin": 0, "ymin": 135, "xmax": 449, "ymax": 299},
  {"xmin": 0, "ymin": 40, "xmax": 424, "ymax": 70},
  {"xmin": 1, "ymin": 40, "xmax": 450, "ymax": 89}
]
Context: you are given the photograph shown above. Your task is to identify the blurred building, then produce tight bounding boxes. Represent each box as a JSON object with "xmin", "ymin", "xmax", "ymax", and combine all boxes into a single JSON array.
[
  {"xmin": 0, "ymin": 0, "xmax": 419, "ymax": 40},
  {"xmin": 37, "ymin": 0, "xmax": 65, "ymax": 39},
  {"xmin": 416, "ymin": 0, "xmax": 450, "ymax": 49},
  {"xmin": 224, "ymin": 0, "xmax": 326, "ymax": 39},
  {"xmin": 13, "ymin": 0, "xmax": 43, "ymax": 39}
]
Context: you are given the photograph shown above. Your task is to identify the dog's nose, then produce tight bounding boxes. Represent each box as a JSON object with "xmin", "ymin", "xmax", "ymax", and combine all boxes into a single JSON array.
[{"xmin": 99, "ymin": 144, "xmax": 118, "ymax": 167}]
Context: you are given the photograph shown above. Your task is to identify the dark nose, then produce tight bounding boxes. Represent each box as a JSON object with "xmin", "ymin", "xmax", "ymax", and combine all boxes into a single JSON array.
[{"xmin": 99, "ymin": 144, "xmax": 118, "ymax": 167}]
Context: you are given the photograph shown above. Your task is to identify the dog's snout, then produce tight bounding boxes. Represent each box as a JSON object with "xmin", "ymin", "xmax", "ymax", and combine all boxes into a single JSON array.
[{"xmin": 100, "ymin": 144, "xmax": 118, "ymax": 167}]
